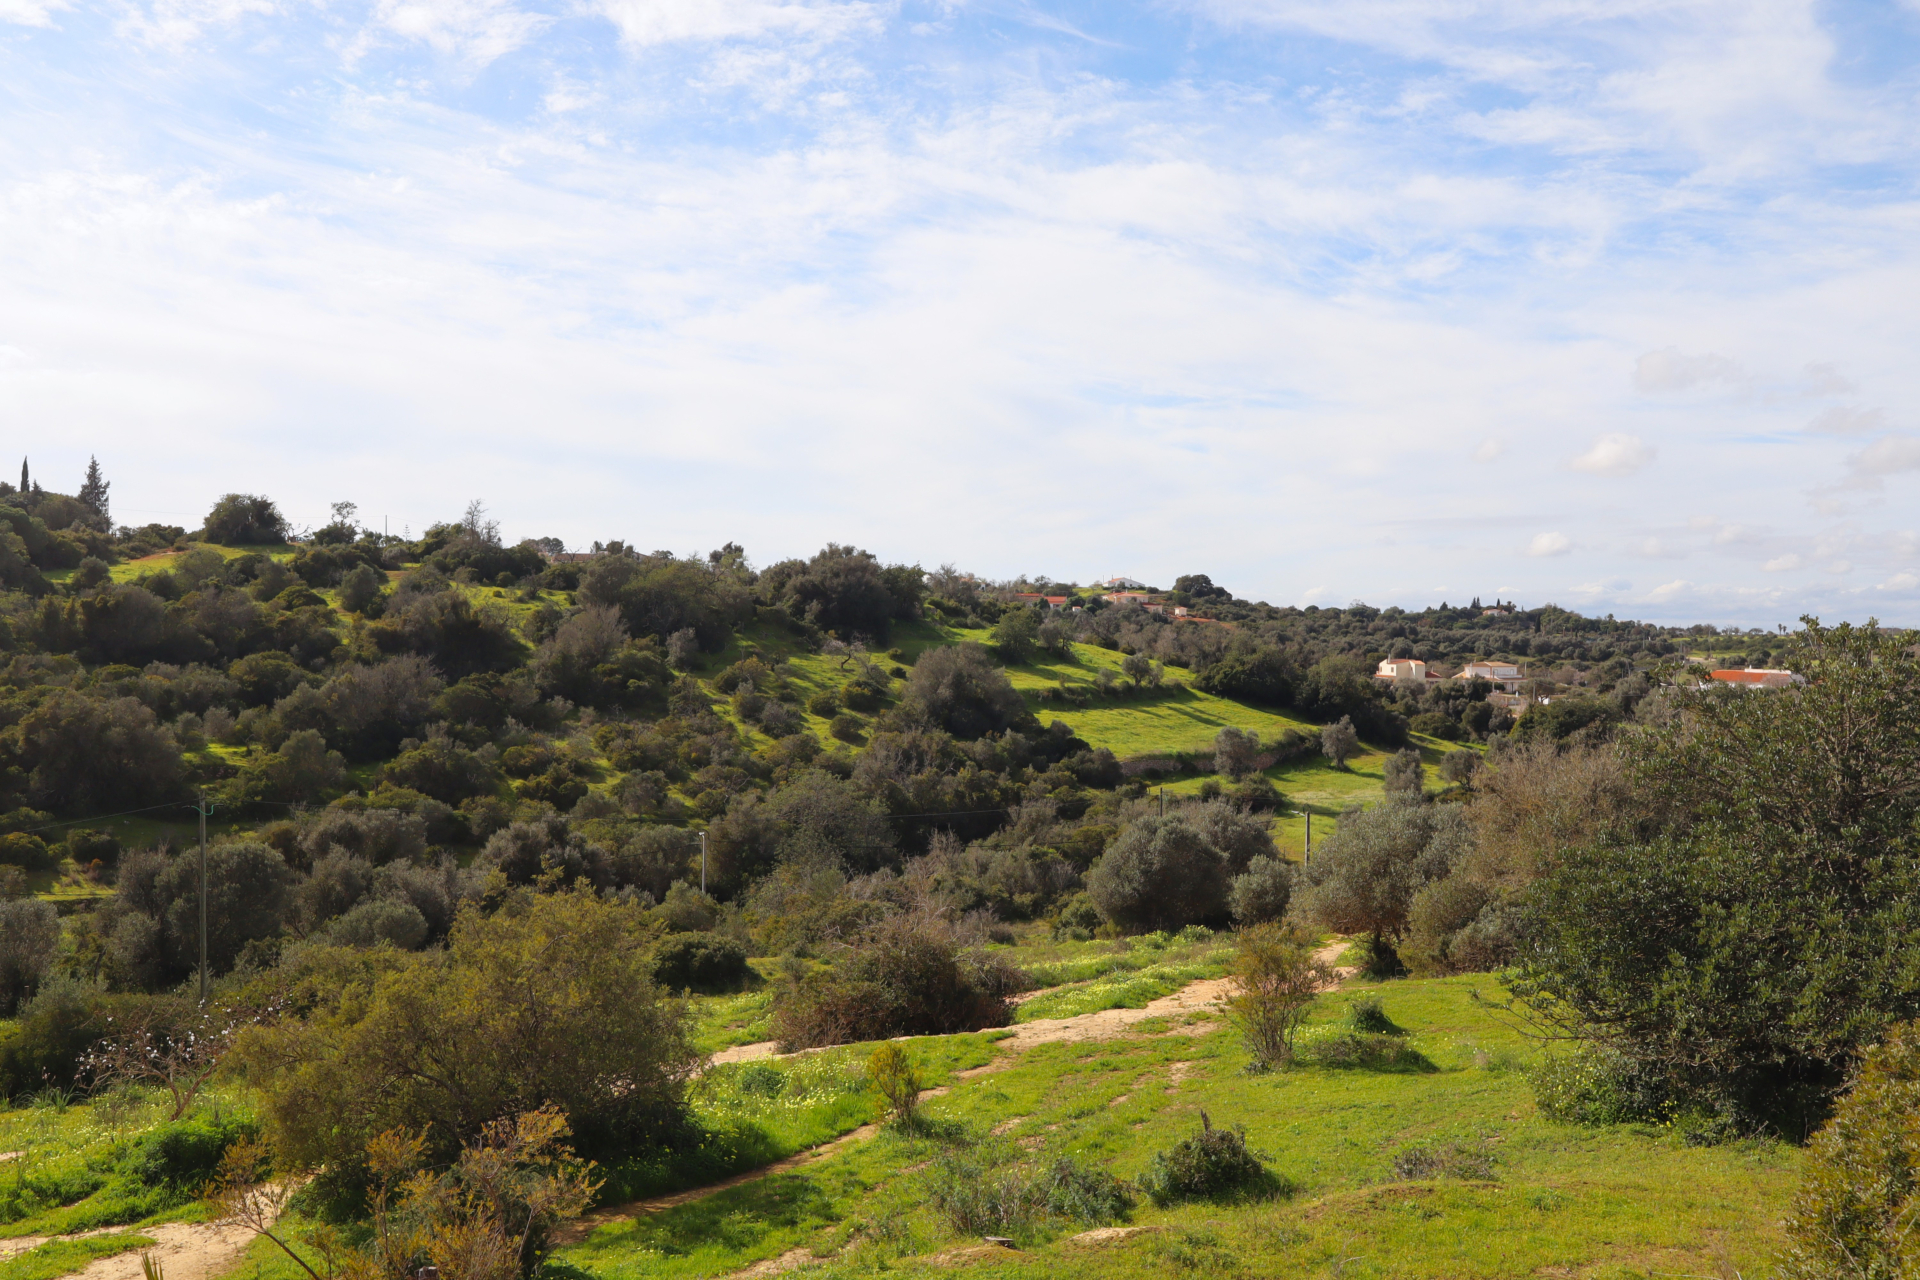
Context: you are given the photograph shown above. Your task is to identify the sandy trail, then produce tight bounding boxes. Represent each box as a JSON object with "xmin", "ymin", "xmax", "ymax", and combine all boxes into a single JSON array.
[
  {"xmin": 0, "ymin": 1222, "xmax": 259, "ymax": 1280},
  {"xmin": 579, "ymin": 940, "xmax": 1356, "ymax": 1247}
]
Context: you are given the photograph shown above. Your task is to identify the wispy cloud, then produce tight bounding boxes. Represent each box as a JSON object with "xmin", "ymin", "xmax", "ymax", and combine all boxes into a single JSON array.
[{"xmin": 1569, "ymin": 432, "xmax": 1654, "ymax": 477}]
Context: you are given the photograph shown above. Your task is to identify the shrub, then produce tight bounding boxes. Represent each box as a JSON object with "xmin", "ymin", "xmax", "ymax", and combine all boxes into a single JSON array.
[
  {"xmin": 1390, "ymin": 1137, "xmax": 1496, "ymax": 1182},
  {"xmin": 771, "ymin": 915, "xmax": 1012, "ymax": 1050},
  {"xmin": 1530, "ymin": 1045, "xmax": 1667, "ymax": 1126},
  {"xmin": 237, "ymin": 890, "xmax": 698, "ymax": 1169},
  {"xmin": 651, "ymin": 933, "xmax": 752, "ymax": 992},
  {"xmin": 325, "ymin": 899, "xmax": 430, "ymax": 950},
  {"xmin": 1086, "ymin": 816, "xmax": 1229, "ymax": 933},
  {"xmin": 806, "ymin": 689, "xmax": 841, "ymax": 717},
  {"xmin": 829, "ymin": 713, "xmax": 864, "ymax": 743},
  {"xmin": 867, "ymin": 1043, "xmax": 922, "ymax": 1126},
  {"xmin": 1035, "ymin": 1156, "xmax": 1135, "ymax": 1224},
  {"xmin": 1225, "ymin": 922, "xmax": 1332, "ymax": 1070},
  {"xmin": 1345, "ymin": 994, "xmax": 1401, "ymax": 1035},
  {"xmin": 122, "ymin": 1115, "xmax": 259, "ymax": 1191},
  {"xmin": 1299, "ymin": 1030, "xmax": 1431, "ymax": 1071},
  {"xmin": 901, "ymin": 644, "xmax": 1033, "ymax": 740},
  {"xmin": 1137, "ymin": 1115, "xmax": 1269, "ymax": 1205},
  {"xmin": 922, "ymin": 1139, "xmax": 1132, "ymax": 1239},
  {"xmin": 0, "ymin": 899, "xmax": 59, "ymax": 1017},
  {"xmin": 1229, "ymin": 856, "xmax": 1293, "ymax": 925},
  {"xmin": 1782, "ymin": 1020, "xmax": 1920, "ymax": 1278}
]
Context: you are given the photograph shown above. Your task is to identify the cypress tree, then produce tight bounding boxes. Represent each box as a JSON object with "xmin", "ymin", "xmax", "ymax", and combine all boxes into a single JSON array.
[{"xmin": 77, "ymin": 456, "xmax": 109, "ymax": 525}]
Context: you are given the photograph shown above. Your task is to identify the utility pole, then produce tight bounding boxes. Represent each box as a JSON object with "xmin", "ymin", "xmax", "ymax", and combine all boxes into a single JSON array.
[
  {"xmin": 699, "ymin": 831, "xmax": 708, "ymax": 896},
  {"xmin": 190, "ymin": 792, "xmax": 215, "ymax": 1004},
  {"xmin": 1158, "ymin": 787, "xmax": 1164, "ymax": 818},
  {"xmin": 1304, "ymin": 811, "xmax": 1313, "ymax": 864}
]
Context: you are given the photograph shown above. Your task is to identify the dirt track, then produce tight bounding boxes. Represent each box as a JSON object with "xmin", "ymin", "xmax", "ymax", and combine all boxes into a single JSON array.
[{"xmin": 577, "ymin": 940, "xmax": 1355, "ymax": 1247}]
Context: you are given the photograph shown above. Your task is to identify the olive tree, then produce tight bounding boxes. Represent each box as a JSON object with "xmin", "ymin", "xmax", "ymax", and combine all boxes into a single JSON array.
[
  {"xmin": 1291, "ymin": 800, "xmax": 1470, "ymax": 970},
  {"xmin": 1319, "ymin": 716, "xmax": 1359, "ymax": 769},
  {"xmin": 1213, "ymin": 726, "xmax": 1262, "ymax": 779},
  {"xmin": 1087, "ymin": 816, "xmax": 1229, "ymax": 932}
]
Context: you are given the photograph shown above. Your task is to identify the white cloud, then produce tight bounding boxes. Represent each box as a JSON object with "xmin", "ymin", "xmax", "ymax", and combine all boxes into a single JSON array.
[
  {"xmin": 1472, "ymin": 437, "xmax": 1504, "ymax": 462},
  {"xmin": 0, "ymin": 0, "xmax": 67, "ymax": 25},
  {"xmin": 1526, "ymin": 531, "xmax": 1572, "ymax": 557},
  {"xmin": 1808, "ymin": 405, "xmax": 1888, "ymax": 436},
  {"xmin": 1846, "ymin": 434, "xmax": 1920, "ymax": 487},
  {"xmin": 1634, "ymin": 348, "xmax": 1747, "ymax": 394},
  {"xmin": 1827, "ymin": 560, "xmax": 1854, "ymax": 575},
  {"xmin": 1646, "ymin": 579, "xmax": 1694, "ymax": 603},
  {"xmin": 117, "ymin": 0, "xmax": 277, "ymax": 46},
  {"xmin": 1569, "ymin": 432, "xmax": 1654, "ymax": 477},
  {"xmin": 1882, "ymin": 572, "xmax": 1920, "ymax": 590},
  {"xmin": 589, "ymin": 0, "xmax": 879, "ymax": 46},
  {"xmin": 1764, "ymin": 553, "xmax": 1802, "ymax": 571},
  {"xmin": 365, "ymin": 0, "xmax": 551, "ymax": 64}
]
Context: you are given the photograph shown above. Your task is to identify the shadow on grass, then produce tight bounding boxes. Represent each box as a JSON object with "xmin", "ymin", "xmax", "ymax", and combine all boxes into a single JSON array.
[{"xmin": 597, "ymin": 1120, "xmax": 788, "ymax": 1204}]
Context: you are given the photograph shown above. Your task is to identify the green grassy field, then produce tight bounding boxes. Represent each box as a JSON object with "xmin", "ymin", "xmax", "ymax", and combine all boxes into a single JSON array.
[{"xmin": 541, "ymin": 970, "xmax": 1796, "ymax": 1280}]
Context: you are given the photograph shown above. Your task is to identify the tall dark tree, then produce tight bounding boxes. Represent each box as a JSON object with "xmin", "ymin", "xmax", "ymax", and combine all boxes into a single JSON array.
[{"xmin": 77, "ymin": 456, "xmax": 109, "ymax": 526}]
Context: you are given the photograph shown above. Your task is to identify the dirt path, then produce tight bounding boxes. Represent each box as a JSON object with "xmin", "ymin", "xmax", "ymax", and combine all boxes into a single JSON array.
[
  {"xmin": 577, "ymin": 941, "xmax": 1356, "ymax": 1248},
  {"xmin": 0, "ymin": 1222, "xmax": 259, "ymax": 1280}
]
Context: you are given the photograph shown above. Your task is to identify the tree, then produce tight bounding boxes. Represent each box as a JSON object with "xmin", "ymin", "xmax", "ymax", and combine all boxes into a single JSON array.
[
  {"xmin": 761, "ymin": 544, "xmax": 923, "ymax": 642},
  {"xmin": 231, "ymin": 729, "xmax": 347, "ymax": 805},
  {"xmin": 76, "ymin": 456, "xmax": 110, "ymax": 527},
  {"xmin": 0, "ymin": 898, "xmax": 58, "ymax": 1016},
  {"xmin": 238, "ymin": 890, "xmax": 699, "ymax": 1168},
  {"xmin": 901, "ymin": 643, "xmax": 1032, "ymax": 740},
  {"xmin": 1229, "ymin": 856, "xmax": 1293, "ymax": 924},
  {"xmin": 1437, "ymin": 749, "xmax": 1480, "ymax": 790},
  {"xmin": 1213, "ymin": 726, "xmax": 1262, "ymax": 779},
  {"xmin": 1225, "ymin": 922, "xmax": 1333, "ymax": 1069},
  {"xmin": 1291, "ymin": 800, "xmax": 1469, "ymax": 967},
  {"xmin": 1320, "ymin": 715, "xmax": 1358, "ymax": 768},
  {"xmin": 12, "ymin": 690, "xmax": 183, "ymax": 811},
  {"xmin": 1173, "ymin": 573, "xmax": 1230, "ymax": 601},
  {"xmin": 1121, "ymin": 652, "xmax": 1152, "ymax": 688},
  {"xmin": 203, "ymin": 494, "xmax": 289, "ymax": 545},
  {"xmin": 991, "ymin": 607, "xmax": 1040, "ymax": 663},
  {"xmin": 1514, "ymin": 620, "xmax": 1920, "ymax": 1126},
  {"xmin": 1382, "ymin": 747, "xmax": 1424, "ymax": 796},
  {"xmin": 1086, "ymin": 816, "xmax": 1229, "ymax": 932},
  {"xmin": 155, "ymin": 842, "xmax": 291, "ymax": 977},
  {"xmin": 338, "ymin": 563, "xmax": 386, "ymax": 614}
]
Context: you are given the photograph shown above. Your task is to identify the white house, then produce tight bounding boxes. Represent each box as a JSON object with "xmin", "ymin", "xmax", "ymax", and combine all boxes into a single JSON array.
[
  {"xmin": 1457, "ymin": 660, "xmax": 1523, "ymax": 692},
  {"xmin": 1103, "ymin": 576, "xmax": 1146, "ymax": 589},
  {"xmin": 1375, "ymin": 657, "xmax": 1430, "ymax": 681}
]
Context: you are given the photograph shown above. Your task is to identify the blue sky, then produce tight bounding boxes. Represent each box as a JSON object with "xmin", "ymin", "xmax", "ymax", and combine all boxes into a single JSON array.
[{"xmin": 5, "ymin": 0, "xmax": 1920, "ymax": 626}]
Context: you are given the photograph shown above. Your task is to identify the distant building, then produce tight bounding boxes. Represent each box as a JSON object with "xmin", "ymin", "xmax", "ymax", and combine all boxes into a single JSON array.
[
  {"xmin": 1105, "ymin": 591, "xmax": 1152, "ymax": 605},
  {"xmin": 1709, "ymin": 668, "xmax": 1805, "ymax": 689},
  {"xmin": 1375, "ymin": 658, "xmax": 1433, "ymax": 682},
  {"xmin": 1103, "ymin": 577, "xmax": 1146, "ymax": 589},
  {"xmin": 1011, "ymin": 593, "xmax": 1070, "ymax": 609},
  {"xmin": 1457, "ymin": 660, "xmax": 1524, "ymax": 692},
  {"xmin": 544, "ymin": 552, "xmax": 596, "ymax": 564}
]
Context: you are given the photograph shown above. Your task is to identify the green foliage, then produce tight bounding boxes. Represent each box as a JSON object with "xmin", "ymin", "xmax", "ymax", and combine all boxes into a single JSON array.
[
  {"xmin": 1292, "ymin": 799, "xmax": 1470, "ymax": 959},
  {"xmin": 1515, "ymin": 619, "xmax": 1920, "ymax": 1126},
  {"xmin": 1224, "ymin": 922, "xmax": 1330, "ymax": 1070},
  {"xmin": 121, "ymin": 1114, "xmax": 259, "ymax": 1190},
  {"xmin": 0, "ymin": 1234, "xmax": 156, "ymax": 1280},
  {"xmin": 921, "ymin": 1136, "xmax": 1133, "ymax": 1239},
  {"xmin": 0, "ymin": 832, "xmax": 53, "ymax": 871},
  {"xmin": 202, "ymin": 494, "xmax": 288, "ymax": 545},
  {"xmin": 1781, "ymin": 1020, "xmax": 1920, "ymax": 1278},
  {"xmin": 1137, "ymin": 1116, "xmax": 1271, "ymax": 1205},
  {"xmin": 1086, "ymin": 815, "xmax": 1228, "ymax": 933},
  {"xmin": 238, "ymin": 891, "xmax": 699, "ymax": 1170},
  {"xmin": 771, "ymin": 916, "xmax": 1011, "ymax": 1050},
  {"xmin": 899, "ymin": 643, "xmax": 1033, "ymax": 740},
  {"xmin": 866, "ymin": 1043, "xmax": 921, "ymax": 1126},
  {"xmin": 1529, "ymin": 1045, "xmax": 1665, "ymax": 1126},
  {"xmin": 652, "ymin": 933, "xmax": 752, "ymax": 993},
  {"xmin": 1344, "ymin": 994, "xmax": 1401, "ymax": 1035}
]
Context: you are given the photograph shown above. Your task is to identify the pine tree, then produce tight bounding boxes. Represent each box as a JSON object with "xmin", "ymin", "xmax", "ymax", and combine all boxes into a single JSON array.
[
  {"xmin": 18, "ymin": 458, "xmax": 25, "ymax": 494},
  {"xmin": 77, "ymin": 456, "xmax": 110, "ymax": 525}
]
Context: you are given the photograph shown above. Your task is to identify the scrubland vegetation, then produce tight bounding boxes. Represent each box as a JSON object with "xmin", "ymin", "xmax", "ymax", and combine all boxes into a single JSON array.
[{"xmin": 0, "ymin": 470, "xmax": 1916, "ymax": 1277}]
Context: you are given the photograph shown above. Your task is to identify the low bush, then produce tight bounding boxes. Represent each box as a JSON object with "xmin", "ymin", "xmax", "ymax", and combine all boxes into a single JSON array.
[
  {"xmin": 1782, "ymin": 1019, "xmax": 1920, "ymax": 1278},
  {"xmin": 651, "ymin": 933, "xmax": 752, "ymax": 993},
  {"xmin": 771, "ymin": 916, "xmax": 1012, "ymax": 1050},
  {"xmin": 122, "ymin": 1115, "xmax": 260, "ymax": 1191},
  {"xmin": 1344, "ymin": 994, "xmax": 1402, "ymax": 1035},
  {"xmin": 1390, "ymin": 1136, "xmax": 1496, "ymax": 1182},
  {"xmin": 1136, "ymin": 1115, "xmax": 1270, "ymax": 1205},
  {"xmin": 1299, "ymin": 1029, "xmax": 1432, "ymax": 1071},
  {"xmin": 1530, "ymin": 1045, "xmax": 1667, "ymax": 1125},
  {"xmin": 921, "ymin": 1139, "xmax": 1133, "ymax": 1239},
  {"xmin": 867, "ymin": 1043, "xmax": 921, "ymax": 1127}
]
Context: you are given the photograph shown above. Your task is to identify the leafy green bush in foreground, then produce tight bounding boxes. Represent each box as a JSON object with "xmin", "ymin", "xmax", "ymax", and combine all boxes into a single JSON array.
[{"xmin": 1136, "ymin": 1115, "xmax": 1271, "ymax": 1206}]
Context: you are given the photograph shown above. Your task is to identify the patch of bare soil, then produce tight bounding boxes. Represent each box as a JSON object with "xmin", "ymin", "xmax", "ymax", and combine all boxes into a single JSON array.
[
  {"xmin": 44, "ymin": 1222, "xmax": 259, "ymax": 1280},
  {"xmin": 1068, "ymin": 1225, "xmax": 1164, "ymax": 1246}
]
